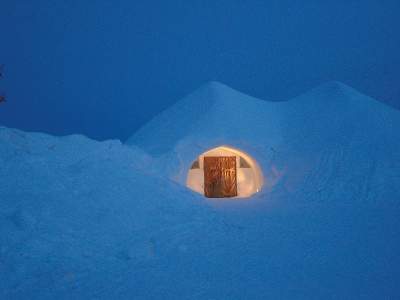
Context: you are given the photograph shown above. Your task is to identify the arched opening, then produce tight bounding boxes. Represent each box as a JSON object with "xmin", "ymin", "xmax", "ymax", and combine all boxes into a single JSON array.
[{"xmin": 186, "ymin": 146, "xmax": 263, "ymax": 198}]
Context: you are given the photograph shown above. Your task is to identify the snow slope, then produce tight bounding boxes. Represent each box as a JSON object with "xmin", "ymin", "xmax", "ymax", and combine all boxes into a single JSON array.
[{"xmin": 1, "ymin": 81, "xmax": 400, "ymax": 299}]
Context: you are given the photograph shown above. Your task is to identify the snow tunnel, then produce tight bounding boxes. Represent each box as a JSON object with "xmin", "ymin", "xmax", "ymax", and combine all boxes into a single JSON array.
[{"xmin": 186, "ymin": 146, "xmax": 263, "ymax": 198}]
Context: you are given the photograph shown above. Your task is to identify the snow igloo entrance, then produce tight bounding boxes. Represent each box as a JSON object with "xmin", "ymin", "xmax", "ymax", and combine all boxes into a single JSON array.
[{"xmin": 186, "ymin": 146, "xmax": 263, "ymax": 198}]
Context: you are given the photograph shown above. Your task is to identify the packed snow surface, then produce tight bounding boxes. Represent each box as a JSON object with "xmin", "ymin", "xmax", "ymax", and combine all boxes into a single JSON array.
[{"xmin": 1, "ymin": 81, "xmax": 400, "ymax": 299}]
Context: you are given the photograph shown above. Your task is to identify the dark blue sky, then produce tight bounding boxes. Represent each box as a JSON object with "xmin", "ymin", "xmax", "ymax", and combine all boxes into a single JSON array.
[{"xmin": 1, "ymin": 0, "xmax": 399, "ymax": 141}]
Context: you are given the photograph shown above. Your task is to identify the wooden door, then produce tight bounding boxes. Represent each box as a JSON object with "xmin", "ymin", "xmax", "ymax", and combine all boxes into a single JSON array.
[{"xmin": 204, "ymin": 156, "xmax": 237, "ymax": 198}]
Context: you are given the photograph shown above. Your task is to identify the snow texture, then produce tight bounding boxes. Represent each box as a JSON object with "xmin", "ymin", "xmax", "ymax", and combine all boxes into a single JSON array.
[{"xmin": 1, "ymin": 81, "xmax": 400, "ymax": 299}]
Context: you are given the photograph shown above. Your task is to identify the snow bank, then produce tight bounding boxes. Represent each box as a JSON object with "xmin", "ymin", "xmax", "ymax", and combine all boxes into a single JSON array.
[{"xmin": 0, "ymin": 127, "xmax": 225, "ymax": 299}]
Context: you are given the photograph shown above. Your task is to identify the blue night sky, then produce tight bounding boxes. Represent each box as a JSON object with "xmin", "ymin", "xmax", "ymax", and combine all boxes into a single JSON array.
[{"xmin": 1, "ymin": 0, "xmax": 399, "ymax": 141}]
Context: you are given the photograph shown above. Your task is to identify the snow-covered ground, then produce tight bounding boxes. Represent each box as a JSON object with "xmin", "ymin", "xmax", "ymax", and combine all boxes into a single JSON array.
[{"xmin": 1, "ymin": 81, "xmax": 400, "ymax": 299}]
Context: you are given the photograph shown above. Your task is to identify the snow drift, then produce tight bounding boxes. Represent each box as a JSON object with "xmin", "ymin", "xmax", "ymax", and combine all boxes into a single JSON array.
[{"xmin": 1, "ymin": 81, "xmax": 400, "ymax": 299}]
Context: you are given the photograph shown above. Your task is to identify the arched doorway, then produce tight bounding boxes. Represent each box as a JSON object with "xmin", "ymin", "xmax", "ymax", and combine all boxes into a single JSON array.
[{"xmin": 186, "ymin": 146, "xmax": 263, "ymax": 198}]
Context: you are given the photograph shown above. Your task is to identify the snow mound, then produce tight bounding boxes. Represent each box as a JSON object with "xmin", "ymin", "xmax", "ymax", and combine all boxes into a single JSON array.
[
  {"xmin": 126, "ymin": 81, "xmax": 400, "ymax": 204},
  {"xmin": 126, "ymin": 81, "xmax": 282, "ymax": 155}
]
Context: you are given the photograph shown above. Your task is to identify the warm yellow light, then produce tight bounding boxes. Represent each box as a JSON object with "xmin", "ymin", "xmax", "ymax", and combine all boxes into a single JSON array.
[{"xmin": 186, "ymin": 145, "xmax": 264, "ymax": 198}]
